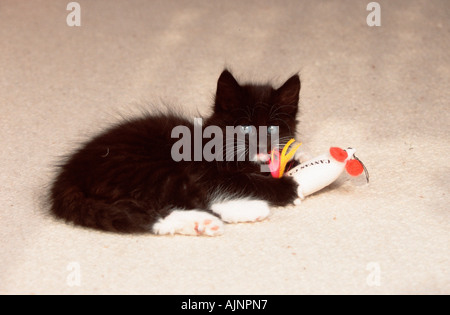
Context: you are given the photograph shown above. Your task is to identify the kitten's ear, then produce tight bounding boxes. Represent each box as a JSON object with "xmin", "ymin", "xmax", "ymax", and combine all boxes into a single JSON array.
[
  {"xmin": 274, "ymin": 74, "xmax": 301, "ymax": 115},
  {"xmin": 215, "ymin": 70, "xmax": 242, "ymax": 112}
]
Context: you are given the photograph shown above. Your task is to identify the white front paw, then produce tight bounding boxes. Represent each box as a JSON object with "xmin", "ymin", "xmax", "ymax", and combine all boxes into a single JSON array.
[
  {"xmin": 297, "ymin": 185, "xmax": 305, "ymax": 200},
  {"xmin": 211, "ymin": 199, "xmax": 270, "ymax": 223}
]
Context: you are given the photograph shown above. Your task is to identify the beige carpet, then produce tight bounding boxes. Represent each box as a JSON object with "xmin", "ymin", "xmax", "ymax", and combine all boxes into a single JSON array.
[{"xmin": 1, "ymin": 0, "xmax": 449, "ymax": 295}]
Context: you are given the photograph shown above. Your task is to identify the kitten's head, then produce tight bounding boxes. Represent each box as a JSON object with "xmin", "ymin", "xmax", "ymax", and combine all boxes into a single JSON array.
[{"xmin": 208, "ymin": 69, "xmax": 301, "ymax": 164}]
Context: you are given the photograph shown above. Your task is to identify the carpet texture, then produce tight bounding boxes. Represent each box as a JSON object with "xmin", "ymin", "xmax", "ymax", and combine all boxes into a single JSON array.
[{"xmin": 0, "ymin": 0, "xmax": 449, "ymax": 294}]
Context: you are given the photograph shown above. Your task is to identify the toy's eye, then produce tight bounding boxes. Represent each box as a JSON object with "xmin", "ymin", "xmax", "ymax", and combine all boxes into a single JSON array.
[
  {"xmin": 241, "ymin": 125, "xmax": 253, "ymax": 135},
  {"xmin": 267, "ymin": 126, "xmax": 279, "ymax": 135}
]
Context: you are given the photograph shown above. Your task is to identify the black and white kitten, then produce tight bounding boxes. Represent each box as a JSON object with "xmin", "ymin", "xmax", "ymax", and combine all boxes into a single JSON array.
[{"xmin": 50, "ymin": 70, "xmax": 302, "ymax": 236}]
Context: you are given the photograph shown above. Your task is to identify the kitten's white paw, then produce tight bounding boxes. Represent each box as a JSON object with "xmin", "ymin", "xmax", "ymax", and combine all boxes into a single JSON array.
[
  {"xmin": 297, "ymin": 185, "xmax": 305, "ymax": 201},
  {"xmin": 152, "ymin": 210, "xmax": 224, "ymax": 236},
  {"xmin": 211, "ymin": 199, "xmax": 270, "ymax": 223},
  {"xmin": 297, "ymin": 184, "xmax": 305, "ymax": 200}
]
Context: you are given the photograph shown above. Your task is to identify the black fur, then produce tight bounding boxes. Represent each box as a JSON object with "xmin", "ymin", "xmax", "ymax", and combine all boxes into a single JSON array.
[{"xmin": 50, "ymin": 70, "xmax": 301, "ymax": 233}]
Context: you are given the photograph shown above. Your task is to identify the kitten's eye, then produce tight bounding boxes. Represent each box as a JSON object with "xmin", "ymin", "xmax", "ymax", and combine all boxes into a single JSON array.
[
  {"xmin": 240, "ymin": 125, "xmax": 253, "ymax": 135},
  {"xmin": 267, "ymin": 126, "xmax": 279, "ymax": 135}
]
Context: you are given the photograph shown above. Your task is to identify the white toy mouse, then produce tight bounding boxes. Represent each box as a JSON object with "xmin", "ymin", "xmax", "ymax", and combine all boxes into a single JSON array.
[
  {"xmin": 269, "ymin": 142, "xmax": 368, "ymax": 203},
  {"xmin": 286, "ymin": 147, "xmax": 367, "ymax": 201}
]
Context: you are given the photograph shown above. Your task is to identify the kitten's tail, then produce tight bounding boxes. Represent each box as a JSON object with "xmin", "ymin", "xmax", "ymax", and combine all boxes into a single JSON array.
[{"xmin": 50, "ymin": 184, "xmax": 157, "ymax": 233}]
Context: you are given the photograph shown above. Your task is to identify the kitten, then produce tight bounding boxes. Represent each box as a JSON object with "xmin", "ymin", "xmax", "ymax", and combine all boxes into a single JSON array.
[{"xmin": 50, "ymin": 70, "xmax": 301, "ymax": 236}]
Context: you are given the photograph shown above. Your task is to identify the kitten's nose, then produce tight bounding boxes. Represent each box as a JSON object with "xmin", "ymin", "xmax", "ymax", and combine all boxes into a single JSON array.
[{"xmin": 256, "ymin": 153, "xmax": 271, "ymax": 163}]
